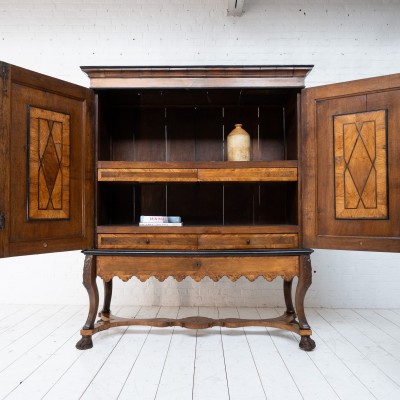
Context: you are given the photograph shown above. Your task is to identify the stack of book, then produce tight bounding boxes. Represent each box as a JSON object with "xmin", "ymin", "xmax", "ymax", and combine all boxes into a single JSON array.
[{"xmin": 139, "ymin": 216, "xmax": 183, "ymax": 226}]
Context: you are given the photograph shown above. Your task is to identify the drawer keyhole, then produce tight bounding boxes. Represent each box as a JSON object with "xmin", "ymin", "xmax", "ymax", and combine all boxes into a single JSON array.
[
  {"xmin": 145, "ymin": 239, "xmax": 150, "ymax": 244},
  {"xmin": 194, "ymin": 261, "xmax": 202, "ymax": 268},
  {"xmin": 246, "ymin": 239, "xmax": 251, "ymax": 245}
]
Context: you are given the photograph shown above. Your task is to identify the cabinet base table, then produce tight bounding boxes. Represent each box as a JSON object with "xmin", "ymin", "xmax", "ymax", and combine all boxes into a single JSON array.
[{"xmin": 76, "ymin": 249, "xmax": 316, "ymax": 351}]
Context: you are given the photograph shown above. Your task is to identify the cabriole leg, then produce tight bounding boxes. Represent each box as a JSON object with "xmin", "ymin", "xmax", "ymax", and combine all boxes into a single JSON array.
[
  {"xmin": 283, "ymin": 279, "xmax": 296, "ymax": 321},
  {"xmin": 295, "ymin": 254, "xmax": 316, "ymax": 351},
  {"xmin": 76, "ymin": 255, "xmax": 99, "ymax": 350},
  {"xmin": 100, "ymin": 279, "xmax": 113, "ymax": 320}
]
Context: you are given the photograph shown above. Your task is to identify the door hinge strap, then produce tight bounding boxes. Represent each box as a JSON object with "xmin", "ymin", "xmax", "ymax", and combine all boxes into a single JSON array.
[
  {"xmin": 0, "ymin": 213, "xmax": 4, "ymax": 230},
  {"xmin": 1, "ymin": 63, "xmax": 7, "ymax": 94}
]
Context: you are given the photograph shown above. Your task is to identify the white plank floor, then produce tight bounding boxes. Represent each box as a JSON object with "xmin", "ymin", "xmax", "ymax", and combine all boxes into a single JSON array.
[{"xmin": 0, "ymin": 306, "xmax": 400, "ymax": 400}]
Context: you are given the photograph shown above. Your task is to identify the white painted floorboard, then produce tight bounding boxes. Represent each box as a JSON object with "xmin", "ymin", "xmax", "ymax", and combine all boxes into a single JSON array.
[{"xmin": 1, "ymin": 305, "xmax": 400, "ymax": 400}]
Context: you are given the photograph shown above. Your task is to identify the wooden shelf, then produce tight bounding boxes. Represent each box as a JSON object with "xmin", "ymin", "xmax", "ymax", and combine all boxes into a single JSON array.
[
  {"xmin": 96, "ymin": 225, "xmax": 299, "ymax": 234},
  {"xmin": 97, "ymin": 161, "xmax": 298, "ymax": 182}
]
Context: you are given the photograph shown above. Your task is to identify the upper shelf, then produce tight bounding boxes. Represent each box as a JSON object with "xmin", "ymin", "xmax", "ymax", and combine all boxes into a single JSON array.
[
  {"xmin": 97, "ymin": 161, "xmax": 298, "ymax": 183},
  {"xmin": 81, "ymin": 65, "xmax": 313, "ymax": 89}
]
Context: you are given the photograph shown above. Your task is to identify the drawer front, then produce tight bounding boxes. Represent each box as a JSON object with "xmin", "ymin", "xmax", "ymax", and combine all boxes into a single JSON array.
[
  {"xmin": 98, "ymin": 234, "xmax": 198, "ymax": 250},
  {"xmin": 98, "ymin": 168, "xmax": 198, "ymax": 182},
  {"xmin": 198, "ymin": 167, "xmax": 298, "ymax": 182},
  {"xmin": 198, "ymin": 234, "xmax": 298, "ymax": 249}
]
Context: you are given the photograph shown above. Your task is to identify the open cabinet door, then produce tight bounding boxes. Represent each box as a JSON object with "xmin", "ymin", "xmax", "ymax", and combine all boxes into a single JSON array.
[
  {"xmin": 0, "ymin": 62, "xmax": 94, "ymax": 257},
  {"xmin": 302, "ymin": 73, "xmax": 400, "ymax": 252}
]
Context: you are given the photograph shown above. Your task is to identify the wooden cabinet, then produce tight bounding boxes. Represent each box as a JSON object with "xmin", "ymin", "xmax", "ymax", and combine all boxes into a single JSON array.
[{"xmin": 1, "ymin": 63, "xmax": 399, "ymax": 352}]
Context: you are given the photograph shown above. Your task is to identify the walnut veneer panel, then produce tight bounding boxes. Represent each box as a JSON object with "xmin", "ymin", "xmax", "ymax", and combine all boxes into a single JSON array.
[
  {"xmin": 28, "ymin": 107, "xmax": 70, "ymax": 220},
  {"xmin": 333, "ymin": 110, "xmax": 387, "ymax": 219}
]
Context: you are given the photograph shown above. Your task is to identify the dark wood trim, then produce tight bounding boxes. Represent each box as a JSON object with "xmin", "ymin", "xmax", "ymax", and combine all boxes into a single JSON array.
[{"xmin": 83, "ymin": 248, "xmax": 313, "ymax": 257}]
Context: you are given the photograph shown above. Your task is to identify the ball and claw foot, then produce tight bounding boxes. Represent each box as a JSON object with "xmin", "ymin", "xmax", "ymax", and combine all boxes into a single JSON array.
[
  {"xmin": 299, "ymin": 335, "xmax": 316, "ymax": 351},
  {"xmin": 76, "ymin": 335, "xmax": 93, "ymax": 350}
]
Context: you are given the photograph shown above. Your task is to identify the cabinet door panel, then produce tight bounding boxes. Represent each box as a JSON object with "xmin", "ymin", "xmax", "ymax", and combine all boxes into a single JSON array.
[
  {"xmin": 302, "ymin": 74, "xmax": 400, "ymax": 252},
  {"xmin": 0, "ymin": 62, "xmax": 94, "ymax": 257}
]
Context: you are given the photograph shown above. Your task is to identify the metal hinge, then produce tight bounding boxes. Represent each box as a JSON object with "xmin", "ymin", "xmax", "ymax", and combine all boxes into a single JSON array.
[
  {"xmin": 1, "ymin": 63, "xmax": 7, "ymax": 94},
  {"xmin": 0, "ymin": 213, "xmax": 4, "ymax": 230}
]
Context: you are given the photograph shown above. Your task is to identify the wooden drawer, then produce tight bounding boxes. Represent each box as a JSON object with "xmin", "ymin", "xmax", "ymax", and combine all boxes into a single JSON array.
[
  {"xmin": 98, "ymin": 168, "xmax": 198, "ymax": 182},
  {"xmin": 198, "ymin": 234, "xmax": 298, "ymax": 249},
  {"xmin": 98, "ymin": 234, "xmax": 198, "ymax": 250},
  {"xmin": 198, "ymin": 167, "xmax": 297, "ymax": 182}
]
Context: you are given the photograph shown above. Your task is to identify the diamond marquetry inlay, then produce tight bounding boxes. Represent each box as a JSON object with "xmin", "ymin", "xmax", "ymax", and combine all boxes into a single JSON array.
[
  {"xmin": 28, "ymin": 107, "xmax": 70, "ymax": 220},
  {"xmin": 334, "ymin": 110, "xmax": 387, "ymax": 219}
]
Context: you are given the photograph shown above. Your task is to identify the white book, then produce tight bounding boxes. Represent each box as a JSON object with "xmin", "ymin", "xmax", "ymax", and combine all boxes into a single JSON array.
[
  {"xmin": 139, "ymin": 222, "xmax": 183, "ymax": 227},
  {"xmin": 140, "ymin": 215, "xmax": 181, "ymax": 223}
]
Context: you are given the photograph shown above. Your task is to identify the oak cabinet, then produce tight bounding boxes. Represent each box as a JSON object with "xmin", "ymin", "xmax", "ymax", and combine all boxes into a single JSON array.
[{"xmin": 1, "ymin": 63, "xmax": 399, "ymax": 351}]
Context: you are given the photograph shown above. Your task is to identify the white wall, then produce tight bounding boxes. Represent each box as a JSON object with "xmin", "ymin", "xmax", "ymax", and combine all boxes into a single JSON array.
[{"xmin": 0, "ymin": 0, "xmax": 399, "ymax": 308}]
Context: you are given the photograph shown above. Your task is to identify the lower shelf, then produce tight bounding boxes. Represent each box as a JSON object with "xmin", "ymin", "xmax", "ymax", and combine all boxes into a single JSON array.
[{"xmin": 96, "ymin": 225, "xmax": 300, "ymax": 234}]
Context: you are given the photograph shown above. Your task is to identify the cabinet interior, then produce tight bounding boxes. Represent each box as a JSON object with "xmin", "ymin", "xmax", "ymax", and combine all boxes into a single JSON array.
[
  {"xmin": 97, "ymin": 182, "xmax": 298, "ymax": 226},
  {"xmin": 96, "ymin": 87, "xmax": 300, "ymax": 228},
  {"xmin": 97, "ymin": 88, "xmax": 299, "ymax": 162}
]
